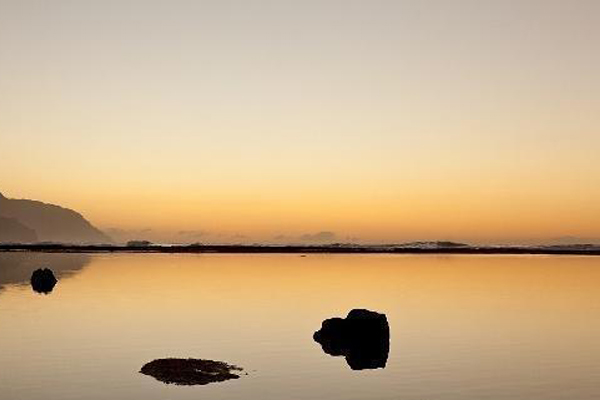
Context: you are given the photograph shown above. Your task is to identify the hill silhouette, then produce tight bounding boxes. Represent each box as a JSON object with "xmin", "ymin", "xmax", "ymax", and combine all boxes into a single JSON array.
[
  {"xmin": 0, "ymin": 192, "xmax": 110, "ymax": 244},
  {"xmin": 0, "ymin": 216, "xmax": 38, "ymax": 243}
]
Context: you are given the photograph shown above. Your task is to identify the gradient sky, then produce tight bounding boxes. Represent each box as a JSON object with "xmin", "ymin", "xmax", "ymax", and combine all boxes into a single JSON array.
[{"xmin": 1, "ymin": 0, "xmax": 599, "ymax": 244}]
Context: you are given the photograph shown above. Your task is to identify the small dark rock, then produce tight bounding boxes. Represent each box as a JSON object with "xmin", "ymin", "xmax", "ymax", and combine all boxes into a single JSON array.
[
  {"xmin": 30, "ymin": 268, "xmax": 58, "ymax": 294},
  {"xmin": 314, "ymin": 309, "xmax": 390, "ymax": 370},
  {"xmin": 140, "ymin": 358, "xmax": 243, "ymax": 385},
  {"xmin": 127, "ymin": 240, "xmax": 153, "ymax": 247}
]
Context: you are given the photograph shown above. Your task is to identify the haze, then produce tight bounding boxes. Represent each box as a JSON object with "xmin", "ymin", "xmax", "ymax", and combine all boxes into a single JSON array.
[{"xmin": 1, "ymin": 0, "xmax": 598, "ymax": 244}]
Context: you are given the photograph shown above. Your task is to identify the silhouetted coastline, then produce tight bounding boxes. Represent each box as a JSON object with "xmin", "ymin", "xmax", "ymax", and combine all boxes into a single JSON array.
[
  {"xmin": 1, "ymin": 243, "xmax": 600, "ymax": 255},
  {"xmin": 0, "ymin": 192, "xmax": 110, "ymax": 244}
]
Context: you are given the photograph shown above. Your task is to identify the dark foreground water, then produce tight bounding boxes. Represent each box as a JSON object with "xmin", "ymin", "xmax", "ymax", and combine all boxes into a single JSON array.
[{"xmin": 0, "ymin": 253, "xmax": 599, "ymax": 400}]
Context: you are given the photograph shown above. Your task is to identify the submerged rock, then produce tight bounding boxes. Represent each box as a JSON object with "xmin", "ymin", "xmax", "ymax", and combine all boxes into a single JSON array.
[
  {"xmin": 140, "ymin": 358, "xmax": 243, "ymax": 385},
  {"xmin": 314, "ymin": 309, "xmax": 390, "ymax": 370},
  {"xmin": 30, "ymin": 268, "xmax": 58, "ymax": 294}
]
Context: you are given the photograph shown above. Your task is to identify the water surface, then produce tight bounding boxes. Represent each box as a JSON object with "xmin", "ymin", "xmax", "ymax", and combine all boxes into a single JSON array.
[{"xmin": 1, "ymin": 253, "xmax": 599, "ymax": 399}]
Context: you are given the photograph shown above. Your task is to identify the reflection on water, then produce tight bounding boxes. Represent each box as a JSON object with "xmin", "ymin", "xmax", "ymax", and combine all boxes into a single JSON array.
[
  {"xmin": 0, "ymin": 252, "xmax": 90, "ymax": 292},
  {"xmin": 314, "ymin": 309, "xmax": 389, "ymax": 370},
  {"xmin": 1, "ymin": 253, "xmax": 600, "ymax": 400}
]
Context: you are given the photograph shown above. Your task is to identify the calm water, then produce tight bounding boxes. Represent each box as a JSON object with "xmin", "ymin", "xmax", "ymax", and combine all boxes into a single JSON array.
[{"xmin": 1, "ymin": 253, "xmax": 599, "ymax": 400}]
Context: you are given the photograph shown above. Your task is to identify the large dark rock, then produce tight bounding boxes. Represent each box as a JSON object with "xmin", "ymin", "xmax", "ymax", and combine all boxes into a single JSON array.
[
  {"xmin": 313, "ymin": 309, "xmax": 390, "ymax": 370},
  {"xmin": 140, "ymin": 358, "xmax": 243, "ymax": 385},
  {"xmin": 30, "ymin": 268, "xmax": 58, "ymax": 294}
]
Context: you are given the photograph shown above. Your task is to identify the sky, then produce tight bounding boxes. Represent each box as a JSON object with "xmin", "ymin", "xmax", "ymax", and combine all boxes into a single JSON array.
[{"xmin": 0, "ymin": 0, "xmax": 599, "ymax": 244}]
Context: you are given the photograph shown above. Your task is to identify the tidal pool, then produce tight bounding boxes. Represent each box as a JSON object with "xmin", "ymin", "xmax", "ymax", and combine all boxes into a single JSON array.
[{"xmin": 0, "ymin": 253, "xmax": 599, "ymax": 400}]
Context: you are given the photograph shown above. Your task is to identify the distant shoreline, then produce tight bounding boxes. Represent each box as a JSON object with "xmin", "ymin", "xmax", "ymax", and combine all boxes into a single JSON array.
[{"xmin": 1, "ymin": 244, "xmax": 600, "ymax": 256}]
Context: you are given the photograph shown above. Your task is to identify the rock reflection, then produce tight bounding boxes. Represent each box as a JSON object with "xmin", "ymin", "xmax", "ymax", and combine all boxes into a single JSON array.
[
  {"xmin": 0, "ymin": 253, "xmax": 90, "ymax": 294},
  {"xmin": 313, "ymin": 309, "xmax": 390, "ymax": 370}
]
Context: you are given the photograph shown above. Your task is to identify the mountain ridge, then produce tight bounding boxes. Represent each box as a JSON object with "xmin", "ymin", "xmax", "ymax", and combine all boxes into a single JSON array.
[
  {"xmin": 0, "ymin": 192, "xmax": 111, "ymax": 244},
  {"xmin": 0, "ymin": 216, "xmax": 38, "ymax": 243}
]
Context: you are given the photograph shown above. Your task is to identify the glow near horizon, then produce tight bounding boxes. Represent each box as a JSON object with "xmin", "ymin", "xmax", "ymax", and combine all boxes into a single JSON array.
[{"xmin": 0, "ymin": 1, "xmax": 599, "ymax": 243}]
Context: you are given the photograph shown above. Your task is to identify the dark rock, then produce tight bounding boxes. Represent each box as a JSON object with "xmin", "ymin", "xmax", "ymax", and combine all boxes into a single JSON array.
[
  {"xmin": 313, "ymin": 309, "xmax": 390, "ymax": 370},
  {"xmin": 127, "ymin": 240, "xmax": 153, "ymax": 247},
  {"xmin": 30, "ymin": 268, "xmax": 58, "ymax": 294},
  {"xmin": 140, "ymin": 358, "xmax": 243, "ymax": 385}
]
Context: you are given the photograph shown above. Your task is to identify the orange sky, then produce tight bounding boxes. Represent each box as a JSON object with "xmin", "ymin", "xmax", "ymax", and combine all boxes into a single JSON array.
[{"xmin": 1, "ymin": 1, "xmax": 599, "ymax": 244}]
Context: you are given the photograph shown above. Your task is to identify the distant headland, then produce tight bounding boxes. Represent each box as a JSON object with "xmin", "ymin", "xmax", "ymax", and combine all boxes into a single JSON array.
[
  {"xmin": 1, "ymin": 192, "xmax": 599, "ymax": 255},
  {"xmin": 1, "ymin": 242, "xmax": 599, "ymax": 255},
  {"xmin": 0, "ymin": 192, "xmax": 110, "ymax": 244}
]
